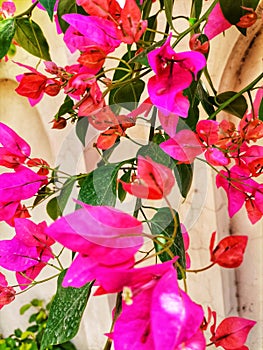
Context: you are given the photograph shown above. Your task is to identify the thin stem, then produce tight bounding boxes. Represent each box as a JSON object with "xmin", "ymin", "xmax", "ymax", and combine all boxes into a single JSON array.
[
  {"xmin": 173, "ymin": 0, "xmax": 218, "ymax": 47},
  {"xmin": 14, "ymin": 0, "xmax": 39, "ymax": 18},
  {"xmin": 208, "ymin": 72, "xmax": 263, "ymax": 120},
  {"xmin": 187, "ymin": 262, "xmax": 215, "ymax": 273}
]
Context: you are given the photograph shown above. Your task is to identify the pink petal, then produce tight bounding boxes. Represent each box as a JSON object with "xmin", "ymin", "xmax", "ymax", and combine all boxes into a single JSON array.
[
  {"xmin": 152, "ymin": 269, "xmax": 204, "ymax": 348},
  {"xmin": 0, "ymin": 166, "xmax": 46, "ymax": 202},
  {"xmin": 0, "ymin": 122, "xmax": 31, "ymax": 158},
  {"xmin": 0, "ymin": 238, "xmax": 39, "ymax": 272},
  {"xmin": 160, "ymin": 130, "xmax": 203, "ymax": 163},
  {"xmin": 204, "ymin": 3, "xmax": 232, "ymax": 39}
]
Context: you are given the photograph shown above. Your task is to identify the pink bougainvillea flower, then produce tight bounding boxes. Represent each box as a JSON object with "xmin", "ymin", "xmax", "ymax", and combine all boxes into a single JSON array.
[
  {"xmin": 205, "ymin": 147, "xmax": 230, "ymax": 166},
  {"xmin": 210, "ymin": 313, "xmax": 256, "ymax": 350},
  {"xmin": 14, "ymin": 218, "xmax": 54, "ymax": 289},
  {"xmin": 116, "ymin": 0, "xmax": 147, "ymax": 44},
  {"xmin": 147, "ymin": 34, "xmax": 206, "ymax": 117},
  {"xmin": 216, "ymin": 165, "xmax": 257, "ymax": 218},
  {"xmin": 158, "ymin": 111, "xmax": 179, "ymax": 138},
  {"xmin": 0, "ymin": 219, "xmax": 53, "ymax": 290},
  {"xmin": 63, "ymin": 14, "xmax": 121, "ymax": 54},
  {"xmin": 209, "ymin": 231, "xmax": 248, "ymax": 268},
  {"xmin": 113, "ymin": 265, "xmax": 205, "ymax": 350},
  {"xmin": 0, "ymin": 272, "xmax": 16, "ymax": 309},
  {"xmin": 0, "ymin": 122, "xmax": 31, "ymax": 168},
  {"xmin": 77, "ymin": 0, "xmax": 121, "ymax": 20},
  {"xmin": 45, "ymin": 202, "xmax": 143, "ymax": 287},
  {"xmin": 245, "ymin": 196, "xmax": 263, "ymax": 224},
  {"xmin": 0, "ymin": 201, "xmax": 20, "ymax": 223},
  {"xmin": 5, "ymin": 203, "xmax": 30, "ymax": 227},
  {"xmin": 0, "ymin": 165, "xmax": 47, "ymax": 203},
  {"xmin": 204, "ymin": 3, "xmax": 232, "ymax": 40},
  {"xmin": 45, "ymin": 200, "xmax": 143, "ymax": 250},
  {"xmin": 120, "ymin": 156, "xmax": 175, "ymax": 200},
  {"xmin": 1, "ymin": 1, "xmax": 16, "ymax": 16},
  {"xmin": 160, "ymin": 129, "xmax": 203, "ymax": 164}
]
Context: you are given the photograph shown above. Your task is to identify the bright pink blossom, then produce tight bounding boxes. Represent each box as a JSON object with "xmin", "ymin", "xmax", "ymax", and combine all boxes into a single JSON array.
[
  {"xmin": 0, "ymin": 272, "xmax": 15, "ymax": 309},
  {"xmin": 1, "ymin": 1, "xmax": 16, "ymax": 16},
  {"xmin": 148, "ymin": 36, "xmax": 206, "ymax": 117},
  {"xmin": 160, "ymin": 129, "xmax": 203, "ymax": 164},
  {"xmin": 45, "ymin": 201, "xmax": 143, "ymax": 287},
  {"xmin": 120, "ymin": 156, "xmax": 175, "ymax": 199},
  {"xmin": 0, "ymin": 122, "xmax": 31, "ymax": 168},
  {"xmin": 204, "ymin": 3, "xmax": 232, "ymax": 40},
  {"xmin": 209, "ymin": 231, "xmax": 248, "ymax": 268},
  {"xmin": 216, "ymin": 165, "xmax": 258, "ymax": 218},
  {"xmin": 113, "ymin": 264, "xmax": 205, "ymax": 350},
  {"xmin": 147, "ymin": 35, "xmax": 206, "ymax": 117},
  {"xmin": 63, "ymin": 14, "xmax": 121, "ymax": 54},
  {"xmin": 0, "ymin": 165, "xmax": 47, "ymax": 203}
]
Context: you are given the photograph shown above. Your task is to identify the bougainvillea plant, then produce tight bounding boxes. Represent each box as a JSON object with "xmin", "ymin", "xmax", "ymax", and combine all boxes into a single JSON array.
[{"xmin": 0, "ymin": 0, "xmax": 262, "ymax": 349}]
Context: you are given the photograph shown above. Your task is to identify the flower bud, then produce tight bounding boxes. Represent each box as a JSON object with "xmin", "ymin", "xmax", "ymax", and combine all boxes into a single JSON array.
[
  {"xmin": 189, "ymin": 34, "xmax": 209, "ymax": 55},
  {"xmin": 52, "ymin": 117, "xmax": 67, "ymax": 129}
]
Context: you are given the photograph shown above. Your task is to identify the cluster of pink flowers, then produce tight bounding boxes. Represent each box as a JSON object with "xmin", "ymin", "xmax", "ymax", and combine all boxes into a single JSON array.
[{"xmin": 1, "ymin": 0, "xmax": 262, "ymax": 348}]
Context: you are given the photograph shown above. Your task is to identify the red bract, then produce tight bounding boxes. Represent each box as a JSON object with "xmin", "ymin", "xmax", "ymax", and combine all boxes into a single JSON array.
[
  {"xmin": 209, "ymin": 231, "xmax": 248, "ymax": 268},
  {"xmin": 236, "ymin": 7, "xmax": 257, "ymax": 28},
  {"xmin": 116, "ymin": 0, "xmax": 147, "ymax": 44},
  {"xmin": 77, "ymin": 46, "xmax": 106, "ymax": 74},
  {"xmin": 0, "ymin": 272, "xmax": 16, "ymax": 309},
  {"xmin": 26, "ymin": 157, "xmax": 50, "ymax": 176},
  {"xmin": 189, "ymin": 34, "xmax": 210, "ymax": 55},
  {"xmin": 0, "ymin": 122, "xmax": 31, "ymax": 168},
  {"xmin": 120, "ymin": 156, "xmax": 175, "ymax": 199},
  {"xmin": 77, "ymin": 0, "xmax": 121, "ymax": 20},
  {"xmin": 16, "ymin": 72, "xmax": 47, "ymax": 104},
  {"xmin": 210, "ymin": 315, "xmax": 256, "ymax": 349}
]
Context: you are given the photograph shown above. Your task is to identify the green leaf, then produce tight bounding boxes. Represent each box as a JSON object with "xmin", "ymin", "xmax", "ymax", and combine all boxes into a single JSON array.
[
  {"xmin": 39, "ymin": 0, "xmax": 57, "ymax": 20},
  {"xmin": 0, "ymin": 18, "xmax": 15, "ymax": 59},
  {"xmin": 14, "ymin": 18, "xmax": 51, "ymax": 60},
  {"xmin": 151, "ymin": 207, "xmax": 186, "ymax": 279},
  {"xmin": 20, "ymin": 304, "xmax": 31, "ymax": 315},
  {"xmin": 57, "ymin": 0, "xmax": 77, "ymax": 33},
  {"xmin": 258, "ymin": 95, "xmax": 263, "ymax": 121},
  {"xmin": 137, "ymin": 142, "xmax": 174, "ymax": 168},
  {"xmin": 46, "ymin": 197, "xmax": 62, "ymax": 220},
  {"xmin": 215, "ymin": 91, "xmax": 248, "ymax": 118},
  {"xmin": 196, "ymin": 81, "xmax": 215, "ymax": 115},
  {"xmin": 78, "ymin": 163, "xmax": 120, "ymax": 206},
  {"xmin": 55, "ymin": 96, "xmax": 74, "ymax": 120},
  {"xmin": 40, "ymin": 271, "xmax": 93, "ymax": 350},
  {"xmin": 112, "ymin": 79, "xmax": 145, "ymax": 110},
  {"xmin": 191, "ymin": 0, "xmax": 203, "ymax": 20},
  {"xmin": 128, "ymin": 38, "xmax": 166, "ymax": 66},
  {"xmin": 57, "ymin": 177, "xmax": 77, "ymax": 214},
  {"xmin": 75, "ymin": 117, "xmax": 89, "ymax": 146},
  {"xmin": 164, "ymin": 0, "xmax": 174, "ymax": 30},
  {"xmin": 118, "ymin": 170, "xmax": 132, "ymax": 202},
  {"xmin": 174, "ymin": 163, "xmax": 193, "ymax": 198}
]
